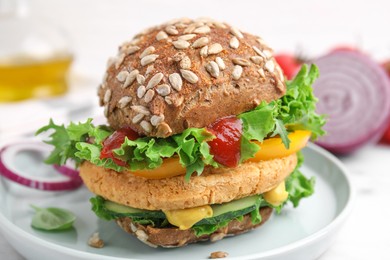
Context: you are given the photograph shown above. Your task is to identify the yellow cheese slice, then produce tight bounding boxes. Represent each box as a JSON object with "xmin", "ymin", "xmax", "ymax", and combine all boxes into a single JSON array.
[
  {"xmin": 263, "ymin": 181, "xmax": 289, "ymax": 206},
  {"xmin": 163, "ymin": 205, "xmax": 213, "ymax": 230}
]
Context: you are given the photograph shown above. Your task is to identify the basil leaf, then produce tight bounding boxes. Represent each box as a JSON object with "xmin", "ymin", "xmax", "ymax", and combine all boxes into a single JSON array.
[{"xmin": 31, "ymin": 205, "xmax": 76, "ymax": 231}]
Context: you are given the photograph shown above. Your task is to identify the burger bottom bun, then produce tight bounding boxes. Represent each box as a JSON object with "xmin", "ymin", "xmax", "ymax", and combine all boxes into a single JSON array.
[
  {"xmin": 79, "ymin": 154, "xmax": 297, "ymax": 210},
  {"xmin": 116, "ymin": 207, "xmax": 273, "ymax": 248}
]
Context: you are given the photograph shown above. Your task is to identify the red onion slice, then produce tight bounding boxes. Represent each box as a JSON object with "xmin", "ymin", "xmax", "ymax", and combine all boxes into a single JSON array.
[
  {"xmin": 0, "ymin": 142, "xmax": 82, "ymax": 191},
  {"xmin": 312, "ymin": 50, "xmax": 390, "ymax": 154}
]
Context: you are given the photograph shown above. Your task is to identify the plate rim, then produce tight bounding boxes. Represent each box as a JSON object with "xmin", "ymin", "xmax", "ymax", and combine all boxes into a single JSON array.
[{"xmin": 0, "ymin": 143, "xmax": 355, "ymax": 260}]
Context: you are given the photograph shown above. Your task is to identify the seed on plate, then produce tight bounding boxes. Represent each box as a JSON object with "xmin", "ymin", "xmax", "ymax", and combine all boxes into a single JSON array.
[
  {"xmin": 173, "ymin": 40, "xmax": 190, "ymax": 49},
  {"xmin": 156, "ymin": 84, "xmax": 171, "ymax": 96},
  {"xmin": 116, "ymin": 71, "xmax": 129, "ymax": 82},
  {"xmin": 165, "ymin": 25, "xmax": 179, "ymax": 35},
  {"xmin": 215, "ymin": 57, "xmax": 226, "ymax": 70},
  {"xmin": 180, "ymin": 69, "xmax": 199, "ymax": 83},
  {"xmin": 118, "ymin": 96, "xmax": 132, "ymax": 108},
  {"xmin": 264, "ymin": 60, "xmax": 275, "ymax": 73},
  {"xmin": 232, "ymin": 65, "xmax": 243, "ymax": 80},
  {"xmin": 137, "ymin": 85, "xmax": 146, "ymax": 98},
  {"xmin": 192, "ymin": 37, "xmax": 209, "ymax": 48},
  {"xmin": 123, "ymin": 69, "xmax": 139, "ymax": 88},
  {"xmin": 131, "ymin": 105, "xmax": 150, "ymax": 115},
  {"xmin": 232, "ymin": 58, "xmax": 251, "ymax": 66},
  {"xmin": 178, "ymin": 34, "xmax": 197, "ymax": 41},
  {"xmin": 250, "ymin": 56, "xmax": 263, "ymax": 64},
  {"xmin": 200, "ymin": 46, "xmax": 208, "ymax": 57},
  {"xmin": 103, "ymin": 89, "xmax": 112, "ymax": 103},
  {"xmin": 230, "ymin": 27, "xmax": 244, "ymax": 39},
  {"xmin": 193, "ymin": 25, "xmax": 211, "ymax": 34},
  {"xmin": 132, "ymin": 113, "xmax": 144, "ymax": 123},
  {"xmin": 169, "ymin": 73, "xmax": 183, "ymax": 91},
  {"xmin": 141, "ymin": 54, "xmax": 159, "ymax": 66},
  {"xmin": 144, "ymin": 89, "xmax": 155, "ymax": 103},
  {"xmin": 147, "ymin": 72, "xmax": 164, "ymax": 89},
  {"xmin": 151, "ymin": 114, "xmax": 165, "ymax": 126},
  {"xmin": 229, "ymin": 37, "xmax": 239, "ymax": 49},
  {"xmin": 180, "ymin": 56, "xmax": 191, "ymax": 69},
  {"xmin": 139, "ymin": 46, "xmax": 156, "ymax": 59},
  {"xmin": 156, "ymin": 31, "xmax": 168, "ymax": 41},
  {"xmin": 140, "ymin": 120, "xmax": 152, "ymax": 132},
  {"xmin": 205, "ymin": 61, "xmax": 220, "ymax": 78},
  {"xmin": 208, "ymin": 43, "xmax": 223, "ymax": 55},
  {"xmin": 136, "ymin": 74, "xmax": 145, "ymax": 85}
]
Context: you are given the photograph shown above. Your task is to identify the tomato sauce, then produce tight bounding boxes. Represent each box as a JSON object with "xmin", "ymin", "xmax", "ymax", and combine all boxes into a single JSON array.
[{"xmin": 207, "ymin": 116, "xmax": 242, "ymax": 167}]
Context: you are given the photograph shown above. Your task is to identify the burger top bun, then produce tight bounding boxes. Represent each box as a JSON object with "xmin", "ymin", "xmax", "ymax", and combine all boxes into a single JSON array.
[{"xmin": 98, "ymin": 17, "xmax": 286, "ymax": 137}]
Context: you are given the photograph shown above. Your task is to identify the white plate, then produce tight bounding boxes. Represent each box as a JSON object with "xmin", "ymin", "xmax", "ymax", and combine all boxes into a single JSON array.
[{"xmin": 0, "ymin": 143, "xmax": 353, "ymax": 260}]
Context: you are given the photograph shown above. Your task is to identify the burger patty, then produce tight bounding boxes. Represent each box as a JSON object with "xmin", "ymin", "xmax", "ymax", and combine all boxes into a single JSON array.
[
  {"xmin": 116, "ymin": 207, "xmax": 273, "ymax": 248},
  {"xmin": 79, "ymin": 153, "xmax": 297, "ymax": 210}
]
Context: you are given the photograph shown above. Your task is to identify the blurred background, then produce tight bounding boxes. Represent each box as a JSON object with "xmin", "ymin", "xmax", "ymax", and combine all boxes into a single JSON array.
[{"xmin": 1, "ymin": 0, "xmax": 390, "ymax": 259}]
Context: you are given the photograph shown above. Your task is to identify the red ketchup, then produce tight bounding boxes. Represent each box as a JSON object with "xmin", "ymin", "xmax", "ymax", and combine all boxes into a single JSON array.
[
  {"xmin": 207, "ymin": 116, "xmax": 243, "ymax": 167},
  {"xmin": 100, "ymin": 127, "xmax": 139, "ymax": 166}
]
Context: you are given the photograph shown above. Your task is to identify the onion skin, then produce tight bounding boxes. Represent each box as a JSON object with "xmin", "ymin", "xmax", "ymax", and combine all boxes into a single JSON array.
[{"xmin": 312, "ymin": 50, "xmax": 390, "ymax": 154}]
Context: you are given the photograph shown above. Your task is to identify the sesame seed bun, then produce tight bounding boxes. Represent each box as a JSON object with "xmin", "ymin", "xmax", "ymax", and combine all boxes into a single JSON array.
[{"xmin": 98, "ymin": 17, "xmax": 286, "ymax": 137}]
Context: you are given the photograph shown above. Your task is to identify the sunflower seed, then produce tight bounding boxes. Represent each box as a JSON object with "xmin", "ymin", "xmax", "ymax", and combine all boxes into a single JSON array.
[
  {"xmin": 156, "ymin": 31, "xmax": 168, "ymax": 41},
  {"xmin": 205, "ymin": 61, "xmax": 220, "ymax": 78},
  {"xmin": 141, "ymin": 54, "xmax": 159, "ymax": 66},
  {"xmin": 183, "ymin": 23, "xmax": 197, "ymax": 34},
  {"xmin": 200, "ymin": 46, "xmax": 208, "ymax": 57},
  {"xmin": 165, "ymin": 25, "xmax": 178, "ymax": 35},
  {"xmin": 115, "ymin": 53, "xmax": 126, "ymax": 69},
  {"xmin": 151, "ymin": 115, "xmax": 165, "ymax": 126},
  {"xmin": 252, "ymin": 46, "xmax": 266, "ymax": 58},
  {"xmin": 208, "ymin": 43, "xmax": 223, "ymax": 55},
  {"xmin": 192, "ymin": 37, "xmax": 209, "ymax": 48},
  {"xmin": 136, "ymin": 74, "xmax": 145, "ymax": 85},
  {"xmin": 144, "ymin": 89, "xmax": 155, "ymax": 103},
  {"xmin": 156, "ymin": 84, "xmax": 171, "ymax": 96},
  {"xmin": 180, "ymin": 69, "xmax": 199, "ymax": 84},
  {"xmin": 140, "ymin": 46, "xmax": 156, "ymax": 59},
  {"xmin": 145, "ymin": 65, "xmax": 154, "ymax": 77},
  {"xmin": 123, "ymin": 70, "xmax": 139, "ymax": 88},
  {"xmin": 258, "ymin": 68, "xmax": 266, "ymax": 78},
  {"xmin": 103, "ymin": 89, "xmax": 112, "ymax": 103},
  {"xmin": 169, "ymin": 73, "xmax": 183, "ymax": 91},
  {"xmin": 213, "ymin": 21, "xmax": 227, "ymax": 29},
  {"xmin": 137, "ymin": 85, "xmax": 146, "ymax": 98},
  {"xmin": 263, "ymin": 49, "xmax": 273, "ymax": 59},
  {"xmin": 156, "ymin": 122, "xmax": 172, "ymax": 137},
  {"xmin": 194, "ymin": 25, "xmax": 211, "ymax": 34},
  {"xmin": 140, "ymin": 120, "xmax": 152, "ymax": 132},
  {"xmin": 173, "ymin": 52, "xmax": 186, "ymax": 62},
  {"xmin": 232, "ymin": 65, "xmax": 243, "ymax": 80},
  {"xmin": 173, "ymin": 40, "xmax": 190, "ymax": 49},
  {"xmin": 256, "ymin": 37, "xmax": 266, "ymax": 46},
  {"xmin": 132, "ymin": 113, "xmax": 144, "ymax": 123},
  {"xmin": 229, "ymin": 37, "xmax": 239, "ymax": 49},
  {"xmin": 178, "ymin": 34, "xmax": 197, "ymax": 41},
  {"xmin": 264, "ymin": 60, "xmax": 275, "ymax": 73},
  {"xmin": 123, "ymin": 46, "xmax": 140, "ymax": 55},
  {"xmin": 131, "ymin": 105, "xmax": 150, "ymax": 115},
  {"xmin": 165, "ymin": 95, "xmax": 184, "ymax": 106},
  {"xmin": 103, "ymin": 104, "xmax": 109, "ymax": 117},
  {"xmin": 276, "ymin": 80, "xmax": 284, "ymax": 92},
  {"xmin": 147, "ymin": 72, "xmax": 164, "ymax": 89},
  {"xmin": 232, "ymin": 58, "xmax": 251, "ymax": 66},
  {"xmin": 250, "ymin": 56, "xmax": 263, "ymax": 64},
  {"xmin": 118, "ymin": 96, "xmax": 132, "ymax": 108},
  {"xmin": 116, "ymin": 71, "xmax": 129, "ymax": 82},
  {"xmin": 230, "ymin": 27, "xmax": 244, "ymax": 39},
  {"xmin": 215, "ymin": 57, "xmax": 226, "ymax": 70},
  {"xmin": 179, "ymin": 56, "xmax": 191, "ymax": 69}
]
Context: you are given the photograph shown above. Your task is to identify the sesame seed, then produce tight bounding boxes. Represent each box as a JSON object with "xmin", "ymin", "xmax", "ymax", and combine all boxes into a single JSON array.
[
  {"xmin": 265, "ymin": 60, "xmax": 275, "ymax": 73},
  {"xmin": 156, "ymin": 31, "xmax": 168, "ymax": 41},
  {"xmin": 146, "ymin": 72, "xmax": 164, "ymax": 89},
  {"xmin": 229, "ymin": 37, "xmax": 239, "ymax": 49},
  {"xmin": 140, "ymin": 46, "xmax": 156, "ymax": 59},
  {"xmin": 132, "ymin": 113, "xmax": 144, "ymax": 123},
  {"xmin": 103, "ymin": 89, "xmax": 112, "ymax": 103},
  {"xmin": 232, "ymin": 58, "xmax": 251, "ymax": 66},
  {"xmin": 131, "ymin": 105, "xmax": 150, "ymax": 115},
  {"xmin": 179, "ymin": 56, "xmax": 191, "ymax": 69},
  {"xmin": 140, "ymin": 120, "xmax": 152, "ymax": 132},
  {"xmin": 180, "ymin": 69, "xmax": 199, "ymax": 84},
  {"xmin": 156, "ymin": 122, "xmax": 172, "ymax": 137},
  {"xmin": 192, "ymin": 37, "xmax": 209, "ymax": 48},
  {"xmin": 208, "ymin": 43, "xmax": 223, "ymax": 55},
  {"xmin": 215, "ymin": 57, "xmax": 226, "ymax": 70},
  {"xmin": 156, "ymin": 84, "xmax": 171, "ymax": 96},
  {"xmin": 140, "ymin": 54, "xmax": 159, "ymax": 66},
  {"xmin": 123, "ymin": 70, "xmax": 139, "ymax": 88},
  {"xmin": 258, "ymin": 68, "xmax": 265, "ymax": 78},
  {"xmin": 205, "ymin": 61, "xmax": 220, "ymax": 78},
  {"xmin": 123, "ymin": 46, "xmax": 140, "ymax": 55},
  {"xmin": 151, "ymin": 115, "xmax": 165, "ymax": 126},
  {"xmin": 169, "ymin": 73, "xmax": 183, "ymax": 91},
  {"xmin": 165, "ymin": 25, "xmax": 179, "ymax": 35},
  {"xmin": 136, "ymin": 74, "xmax": 145, "ymax": 85},
  {"xmin": 200, "ymin": 46, "xmax": 208, "ymax": 57},
  {"xmin": 250, "ymin": 56, "xmax": 263, "ymax": 64},
  {"xmin": 144, "ymin": 89, "xmax": 155, "ymax": 103},
  {"xmin": 193, "ymin": 25, "xmax": 211, "ymax": 34},
  {"xmin": 173, "ymin": 40, "xmax": 190, "ymax": 49},
  {"xmin": 230, "ymin": 27, "xmax": 244, "ymax": 39},
  {"xmin": 178, "ymin": 34, "xmax": 197, "ymax": 41},
  {"xmin": 137, "ymin": 85, "xmax": 146, "ymax": 98},
  {"xmin": 232, "ymin": 65, "xmax": 243, "ymax": 80},
  {"xmin": 118, "ymin": 96, "xmax": 132, "ymax": 108},
  {"xmin": 116, "ymin": 71, "xmax": 129, "ymax": 82}
]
